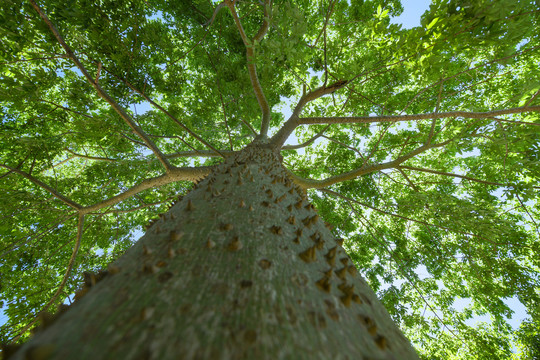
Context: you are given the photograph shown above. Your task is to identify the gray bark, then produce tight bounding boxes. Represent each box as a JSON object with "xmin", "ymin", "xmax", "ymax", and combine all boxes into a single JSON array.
[{"xmin": 10, "ymin": 144, "xmax": 419, "ymax": 360}]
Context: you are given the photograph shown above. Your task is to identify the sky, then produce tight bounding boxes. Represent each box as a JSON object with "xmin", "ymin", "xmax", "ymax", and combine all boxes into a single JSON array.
[
  {"xmin": 0, "ymin": 0, "xmax": 529, "ymax": 351},
  {"xmin": 390, "ymin": 0, "xmax": 432, "ymax": 28}
]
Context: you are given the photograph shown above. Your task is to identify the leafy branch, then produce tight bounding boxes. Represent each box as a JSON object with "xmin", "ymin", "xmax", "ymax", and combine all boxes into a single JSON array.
[
  {"xmin": 79, "ymin": 166, "xmax": 214, "ymax": 215},
  {"xmin": 341, "ymin": 195, "xmax": 468, "ymax": 351},
  {"xmin": 89, "ymin": 60, "xmax": 225, "ymax": 157},
  {"xmin": 269, "ymin": 79, "xmax": 349, "ymax": 149},
  {"xmin": 225, "ymin": 0, "xmax": 271, "ymax": 137},
  {"xmin": 1, "ymin": 161, "xmax": 212, "ymax": 216},
  {"xmin": 298, "ymin": 105, "xmax": 540, "ymax": 126},
  {"xmin": 10, "ymin": 214, "xmax": 85, "ymax": 342},
  {"xmin": 398, "ymin": 165, "xmax": 540, "ymax": 190},
  {"xmin": 0, "ymin": 163, "xmax": 82, "ymax": 210},
  {"xmin": 288, "ymin": 140, "xmax": 451, "ymax": 189},
  {"xmin": 28, "ymin": 0, "xmax": 173, "ymax": 171}
]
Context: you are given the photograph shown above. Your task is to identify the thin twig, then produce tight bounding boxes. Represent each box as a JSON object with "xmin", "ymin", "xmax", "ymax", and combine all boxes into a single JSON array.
[
  {"xmin": 397, "ymin": 168, "xmax": 420, "ymax": 192},
  {"xmin": 205, "ymin": 49, "xmax": 234, "ymax": 151},
  {"xmin": 94, "ymin": 61, "xmax": 223, "ymax": 157},
  {"xmin": 524, "ymin": 87, "xmax": 540, "ymax": 107},
  {"xmin": 344, "ymin": 199, "xmax": 468, "ymax": 350}
]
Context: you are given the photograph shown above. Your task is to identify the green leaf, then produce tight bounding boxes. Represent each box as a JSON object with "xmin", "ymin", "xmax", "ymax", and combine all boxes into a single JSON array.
[{"xmin": 426, "ymin": 17, "xmax": 438, "ymax": 30}]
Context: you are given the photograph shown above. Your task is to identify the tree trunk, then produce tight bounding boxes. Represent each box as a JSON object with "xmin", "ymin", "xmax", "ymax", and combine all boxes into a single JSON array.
[{"xmin": 11, "ymin": 144, "xmax": 419, "ymax": 360}]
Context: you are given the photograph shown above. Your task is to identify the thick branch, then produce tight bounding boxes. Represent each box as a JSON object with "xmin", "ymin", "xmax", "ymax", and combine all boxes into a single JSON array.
[
  {"xmin": 253, "ymin": 0, "xmax": 270, "ymax": 43},
  {"xmin": 80, "ymin": 166, "xmax": 213, "ymax": 214},
  {"xmin": 29, "ymin": 0, "xmax": 173, "ymax": 171},
  {"xmin": 226, "ymin": 0, "xmax": 271, "ymax": 137},
  {"xmin": 1, "ymin": 163, "xmax": 82, "ymax": 210},
  {"xmin": 204, "ymin": 1, "xmax": 227, "ymax": 27},
  {"xmin": 288, "ymin": 142, "xmax": 447, "ymax": 189},
  {"xmin": 269, "ymin": 80, "xmax": 349, "ymax": 149},
  {"xmin": 299, "ymin": 105, "xmax": 540, "ymax": 125}
]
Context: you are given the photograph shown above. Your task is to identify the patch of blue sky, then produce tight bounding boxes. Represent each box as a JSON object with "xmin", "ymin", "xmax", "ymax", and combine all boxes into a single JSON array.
[{"xmin": 390, "ymin": 0, "xmax": 432, "ymax": 29}]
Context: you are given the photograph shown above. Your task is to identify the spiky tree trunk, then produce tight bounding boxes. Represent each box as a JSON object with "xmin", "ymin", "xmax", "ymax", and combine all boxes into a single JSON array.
[{"xmin": 11, "ymin": 144, "xmax": 418, "ymax": 360}]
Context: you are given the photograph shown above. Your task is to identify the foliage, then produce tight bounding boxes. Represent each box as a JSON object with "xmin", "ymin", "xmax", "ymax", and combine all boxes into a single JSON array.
[{"xmin": 1, "ymin": 0, "xmax": 539, "ymax": 358}]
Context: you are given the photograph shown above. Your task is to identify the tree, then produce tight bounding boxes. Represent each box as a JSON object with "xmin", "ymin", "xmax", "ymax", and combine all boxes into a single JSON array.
[{"xmin": 0, "ymin": 0, "xmax": 539, "ymax": 358}]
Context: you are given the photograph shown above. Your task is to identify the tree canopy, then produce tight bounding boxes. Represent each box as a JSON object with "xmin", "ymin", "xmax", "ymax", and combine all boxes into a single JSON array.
[{"xmin": 1, "ymin": 0, "xmax": 539, "ymax": 358}]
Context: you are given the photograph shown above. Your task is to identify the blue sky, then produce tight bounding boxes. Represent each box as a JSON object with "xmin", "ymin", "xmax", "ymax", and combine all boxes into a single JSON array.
[{"xmin": 390, "ymin": 0, "xmax": 432, "ymax": 28}]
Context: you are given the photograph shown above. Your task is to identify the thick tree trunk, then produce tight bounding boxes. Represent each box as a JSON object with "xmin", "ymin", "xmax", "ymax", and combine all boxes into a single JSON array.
[{"xmin": 11, "ymin": 144, "xmax": 419, "ymax": 360}]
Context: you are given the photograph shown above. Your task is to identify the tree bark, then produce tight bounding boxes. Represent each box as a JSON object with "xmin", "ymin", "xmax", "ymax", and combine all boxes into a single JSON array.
[{"xmin": 10, "ymin": 144, "xmax": 418, "ymax": 360}]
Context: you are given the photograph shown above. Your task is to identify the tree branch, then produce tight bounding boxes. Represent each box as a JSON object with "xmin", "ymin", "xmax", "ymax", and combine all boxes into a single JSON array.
[
  {"xmin": 0, "ymin": 213, "xmax": 77, "ymax": 257},
  {"xmin": 40, "ymin": 155, "xmax": 75, "ymax": 173},
  {"xmin": 515, "ymin": 193, "xmax": 540, "ymax": 238},
  {"xmin": 38, "ymin": 99, "xmax": 94, "ymax": 119},
  {"xmin": 29, "ymin": 0, "xmax": 173, "ymax": 172},
  {"xmin": 287, "ymin": 141, "xmax": 448, "ymax": 189},
  {"xmin": 80, "ymin": 166, "xmax": 213, "ymax": 214},
  {"xmin": 0, "ymin": 163, "xmax": 82, "ymax": 210},
  {"xmin": 321, "ymin": 188, "xmax": 503, "ymax": 250},
  {"xmin": 525, "ymin": 87, "xmax": 540, "ymax": 107},
  {"xmin": 253, "ymin": 0, "xmax": 270, "ymax": 43},
  {"xmin": 204, "ymin": 1, "xmax": 227, "ymax": 27},
  {"xmin": 299, "ymin": 105, "xmax": 540, "ymax": 126},
  {"xmin": 398, "ymin": 165, "xmax": 540, "ymax": 190},
  {"xmin": 397, "ymin": 168, "xmax": 420, "ymax": 192},
  {"xmin": 165, "ymin": 150, "xmax": 234, "ymax": 159},
  {"xmin": 269, "ymin": 79, "xmax": 349, "ymax": 149},
  {"xmin": 65, "ymin": 149, "xmax": 116, "ymax": 162},
  {"xmin": 1, "ymin": 54, "xmax": 68, "ymax": 65},
  {"xmin": 90, "ymin": 197, "xmax": 178, "ymax": 215},
  {"xmin": 98, "ymin": 65, "xmax": 225, "ymax": 157},
  {"xmin": 205, "ymin": 49, "xmax": 234, "ymax": 151},
  {"xmin": 225, "ymin": 0, "xmax": 271, "ymax": 137},
  {"xmin": 321, "ymin": 134, "xmax": 365, "ymax": 160},
  {"xmin": 281, "ymin": 125, "xmax": 331, "ymax": 150},
  {"xmin": 118, "ymin": 132, "xmax": 148, "ymax": 148},
  {"xmin": 341, "ymin": 197, "xmax": 467, "ymax": 348}
]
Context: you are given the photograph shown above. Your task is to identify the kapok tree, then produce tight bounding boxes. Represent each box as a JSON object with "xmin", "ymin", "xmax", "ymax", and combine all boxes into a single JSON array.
[{"xmin": 0, "ymin": 0, "xmax": 539, "ymax": 359}]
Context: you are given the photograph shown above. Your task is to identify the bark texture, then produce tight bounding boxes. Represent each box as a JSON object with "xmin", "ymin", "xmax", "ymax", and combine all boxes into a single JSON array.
[{"xmin": 11, "ymin": 144, "xmax": 419, "ymax": 360}]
